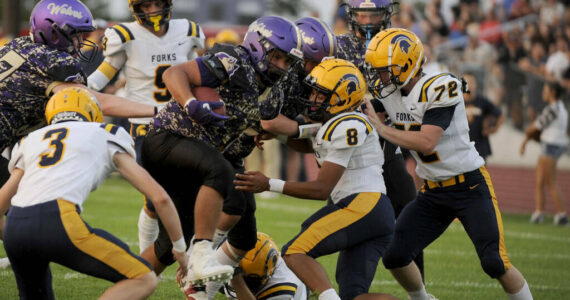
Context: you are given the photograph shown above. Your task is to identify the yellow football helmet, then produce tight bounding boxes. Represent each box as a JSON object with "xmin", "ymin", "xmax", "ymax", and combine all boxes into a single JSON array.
[
  {"xmin": 128, "ymin": 0, "xmax": 172, "ymax": 32},
  {"xmin": 239, "ymin": 232, "xmax": 279, "ymax": 288},
  {"xmin": 365, "ymin": 28, "xmax": 424, "ymax": 98},
  {"xmin": 45, "ymin": 87, "xmax": 103, "ymax": 125},
  {"xmin": 300, "ymin": 58, "xmax": 366, "ymax": 122}
]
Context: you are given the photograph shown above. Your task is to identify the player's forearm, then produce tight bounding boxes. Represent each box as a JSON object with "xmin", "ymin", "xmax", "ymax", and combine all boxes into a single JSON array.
[
  {"xmin": 0, "ymin": 168, "xmax": 23, "ymax": 216},
  {"xmin": 231, "ymin": 274, "xmax": 257, "ymax": 300},
  {"xmin": 163, "ymin": 61, "xmax": 201, "ymax": 106},
  {"xmin": 261, "ymin": 115, "xmax": 299, "ymax": 136},
  {"xmin": 93, "ymin": 90, "xmax": 155, "ymax": 118},
  {"xmin": 377, "ymin": 123, "xmax": 438, "ymax": 154}
]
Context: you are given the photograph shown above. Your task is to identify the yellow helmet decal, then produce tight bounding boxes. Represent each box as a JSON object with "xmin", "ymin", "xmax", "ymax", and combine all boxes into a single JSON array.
[{"xmin": 45, "ymin": 87, "xmax": 103, "ymax": 124}]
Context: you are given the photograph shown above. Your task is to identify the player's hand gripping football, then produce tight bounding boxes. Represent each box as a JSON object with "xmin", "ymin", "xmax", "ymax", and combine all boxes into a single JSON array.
[
  {"xmin": 234, "ymin": 171, "xmax": 270, "ymax": 193},
  {"xmin": 185, "ymin": 98, "xmax": 229, "ymax": 126}
]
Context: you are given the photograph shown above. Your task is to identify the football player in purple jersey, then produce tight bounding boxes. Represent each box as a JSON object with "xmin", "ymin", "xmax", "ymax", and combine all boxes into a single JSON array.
[
  {"xmin": 139, "ymin": 16, "xmax": 303, "ymax": 296},
  {"xmin": 0, "ymin": 0, "xmax": 156, "ymax": 187}
]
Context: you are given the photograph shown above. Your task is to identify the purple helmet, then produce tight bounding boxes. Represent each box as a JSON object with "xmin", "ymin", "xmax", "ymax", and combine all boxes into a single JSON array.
[
  {"xmin": 30, "ymin": 0, "xmax": 96, "ymax": 60},
  {"xmin": 242, "ymin": 16, "xmax": 304, "ymax": 81},
  {"xmin": 347, "ymin": 0, "xmax": 395, "ymax": 41},
  {"xmin": 295, "ymin": 17, "xmax": 337, "ymax": 63}
]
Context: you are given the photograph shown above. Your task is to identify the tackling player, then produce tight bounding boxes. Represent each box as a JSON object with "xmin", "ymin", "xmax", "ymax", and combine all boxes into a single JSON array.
[
  {"xmin": 235, "ymin": 59, "xmax": 398, "ymax": 300},
  {"xmin": 0, "ymin": 88, "xmax": 187, "ymax": 300},
  {"xmin": 87, "ymin": 0, "xmax": 205, "ymax": 256},
  {"xmin": 365, "ymin": 28, "xmax": 532, "ymax": 300},
  {"xmin": 0, "ymin": 0, "xmax": 156, "ymax": 187},
  {"xmin": 222, "ymin": 232, "xmax": 307, "ymax": 300},
  {"xmin": 336, "ymin": 0, "xmax": 425, "ymax": 278},
  {"xmin": 139, "ymin": 16, "xmax": 303, "ymax": 291}
]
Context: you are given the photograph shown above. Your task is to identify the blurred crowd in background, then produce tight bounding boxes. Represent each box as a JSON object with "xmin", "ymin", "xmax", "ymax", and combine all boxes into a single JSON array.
[{"xmin": 1, "ymin": 0, "xmax": 569, "ymax": 182}]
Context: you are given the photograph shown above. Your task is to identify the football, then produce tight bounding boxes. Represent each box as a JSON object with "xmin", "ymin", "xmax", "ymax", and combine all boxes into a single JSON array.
[{"xmin": 191, "ymin": 86, "xmax": 226, "ymax": 115}]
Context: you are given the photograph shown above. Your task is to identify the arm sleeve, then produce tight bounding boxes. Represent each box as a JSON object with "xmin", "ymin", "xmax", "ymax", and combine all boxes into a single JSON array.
[
  {"xmin": 196, "ymin": 57, "xmax": 223, "ymax": 87},
  {"xmin": 422, "ymin": 105, "xmax": 456, "ymax": 130}
]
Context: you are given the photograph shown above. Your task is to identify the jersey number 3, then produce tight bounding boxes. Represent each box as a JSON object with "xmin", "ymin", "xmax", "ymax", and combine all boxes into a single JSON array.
[
  {"xmin": 154, "ymin": 65, "xmax": 172, "ymax": 103},
  {"xmin": 39, "ymin": 128, "xmax": 68, "ymax": 167}
]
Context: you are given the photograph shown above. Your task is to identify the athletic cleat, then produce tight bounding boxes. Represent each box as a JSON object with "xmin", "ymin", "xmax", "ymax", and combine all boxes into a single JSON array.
[
  {"xmin": 186, "ymin": 240, "xmax": 234, "ymax": 285},
  {"xmin": 530, "ymin": 211, "xmax": 544, "ymax": 224},
  {"xmin": 554, "ymin": 212, "xmax": 568, "ymax": 226},
  {"xmin": 177, "ymin": 268, "xmax": 208, "ymax": 300}
]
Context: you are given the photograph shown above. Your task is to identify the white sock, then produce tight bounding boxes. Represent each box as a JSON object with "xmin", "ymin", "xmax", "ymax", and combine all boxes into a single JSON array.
[
  {"xmin": 137, "ymin": 208, "xmax": 159, "ymax": 255},
  {"xmin": 507, "ymin": 280, "xmax": 533, "ymax": 300},
  {"xmin": 212, "ymin": 228, "xmax": 229, "ymax": 249},
  {"xmin": 408, "ymin": 285, "xmax": 429, "ymax": 300},
  {"xmin": 318, "ymin": 288, "xmax": 341, "ymax": 300},
  {"xmin": 205, "ymin": 245, "xmax": 240, "ymax": 300}
]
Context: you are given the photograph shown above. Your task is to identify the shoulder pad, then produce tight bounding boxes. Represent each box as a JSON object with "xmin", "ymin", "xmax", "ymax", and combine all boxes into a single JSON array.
[
  {"xmin": 418, "ymin": 73, "xmax": 462, "ymax": 107},
  {"xmin": 187, "ymin": 20, "xmax": 204, "ymax": 38},
  {"xmin": 99, "ymin": 123, "xmax": 135, "ymax": 157},
  {"xmin": 321, "ymin": 114, "xmax": 373, "ymax": 149},
  {"xmin": 102, "ymin": 24, "xmax": 133, "ymax": 55}
]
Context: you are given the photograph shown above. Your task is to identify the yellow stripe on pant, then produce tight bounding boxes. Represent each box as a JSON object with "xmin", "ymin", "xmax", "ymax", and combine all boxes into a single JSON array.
[
  {"xmin": 480, "ymin": 166, "xmax": 512, "ymax": 270},
  {"xmin": 57, "ymin": 199, "xmax": 151, "ymax": 278},
  {"xmin": 285, "ymin": 192, "xmax": 380, "ymax": 255}
]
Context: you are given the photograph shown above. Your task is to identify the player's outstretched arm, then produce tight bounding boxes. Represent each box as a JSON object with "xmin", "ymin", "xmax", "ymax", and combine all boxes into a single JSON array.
[
  {"xmin": 162, "ymin": 60, "xmax": 201, "ymax": 107},
  {"xmin": 112, "ymin": 153, "xmax": 188, "ymax": 272},
  {"xmin": 235, "ymin": 161, "xmax": 344, "ymax": 200},
  {"xmin": 0, "ymin": 168, "xmax": 24, "ymax": 239},
  {"xmin": 52, "ymin": 83, "xmax": 155, "ymax": 118}
]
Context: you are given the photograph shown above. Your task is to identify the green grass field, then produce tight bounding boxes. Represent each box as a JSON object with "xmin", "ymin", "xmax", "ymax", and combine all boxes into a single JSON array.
[{"xmin": 1, "ymin": 175, "xmax": 569, "ymax": 299}]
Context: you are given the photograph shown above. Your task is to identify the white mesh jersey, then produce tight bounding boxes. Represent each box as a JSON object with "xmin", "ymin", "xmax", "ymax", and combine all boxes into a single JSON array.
[
  {"xmin": 102, "ymin": 19, "xmax": 205, "ymax": 124},
  {"xmin": 8, "ymin": 122, "xmax": 135, "ymax": 212},
  {"xmin": 312, "ymin": 112, "xmax": 386, "ymax": 203},
  {"xmin": 380, "ymin": 72, "xmax": 484, "ymax": 181},
  {"xmin": 227, "ymin": 256, "xmax": 307, "ymax": 300}
]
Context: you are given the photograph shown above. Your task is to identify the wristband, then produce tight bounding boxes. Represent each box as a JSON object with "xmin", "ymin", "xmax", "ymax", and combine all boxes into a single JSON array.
[
  {"xmin": 184, "ymin": 97, "xmax": 197, "ymax": 107},
  {"xmin": 172, "ymin": 237, "xmax": 186, "ymax": 253},
  {"xmin": 268, "ymin": 178, "xmax": 285, "ymax": 193},
  {"xmin": 297, "ymin": 123, "xmax": 322, "ymax": 139}
]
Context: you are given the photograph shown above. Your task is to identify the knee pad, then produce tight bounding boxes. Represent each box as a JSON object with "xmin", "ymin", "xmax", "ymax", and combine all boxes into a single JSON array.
[
  {"xmin": 382, "ymin": 246, "xmax": 413, "ymax": 269},
  {"xmin": 480, "ymin": 253, "xmax": 506, "ymax": 278}
]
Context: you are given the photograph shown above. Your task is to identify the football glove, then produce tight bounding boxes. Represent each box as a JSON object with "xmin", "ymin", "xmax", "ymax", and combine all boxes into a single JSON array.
[{"xmin": 185, "ymin": 98, "xmax": 229, "ymax": 126}]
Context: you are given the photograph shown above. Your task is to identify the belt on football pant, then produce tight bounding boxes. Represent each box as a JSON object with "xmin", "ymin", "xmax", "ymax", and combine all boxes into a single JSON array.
[{"xmin": 425, "ymin": 174, "xmax": 466, "ymax": 189}]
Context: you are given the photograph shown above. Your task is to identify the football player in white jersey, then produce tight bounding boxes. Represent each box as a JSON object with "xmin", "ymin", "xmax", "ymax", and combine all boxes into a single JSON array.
[
  {"xmin": 87, "ymin": 0, "xmax": 206, "ymax": 255},
  {"xmin": 235, "ymin": 59, "xmax": 398, "ymax": 300},
  {"xmin": 0, "ymin": 88, "xmax": 188, "ymax": 300},
  {"xmin": 364, "ymin": 28, "xmax": 533, "ymax": 300},
  {"xmin": 220, "ymin": 232, "xmax": 307, "ymax": 300}
]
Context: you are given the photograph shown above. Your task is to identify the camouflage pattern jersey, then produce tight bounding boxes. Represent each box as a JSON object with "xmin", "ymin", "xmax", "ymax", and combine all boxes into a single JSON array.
[
  {"xmin": 0, "ymin": 36, "xmax": 86, "ymax": 151},
  {"xmin": 151, "ymin": 43, "xmax": 268, "ymax": 163},
  {"xmin": 336, "ymin": 33, "xmax": 368, "ymax": 77},
  {"xmin": 259, "ymin": 65, "xmax": 308, "ymax": 122}
]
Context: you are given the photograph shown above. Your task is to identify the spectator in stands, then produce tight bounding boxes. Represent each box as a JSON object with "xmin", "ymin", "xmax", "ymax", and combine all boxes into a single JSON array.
[
  {"xmin": 545, "ymin": 36, "xmax": 569, "ymax": 82},
  {"xmin": 519, "ymin": 40, "xmax": 547, "ymax": 122},
  {"xmin": 520, "ymin": 81, "xmax": 569, "ymax": 226},
  {"xmin": 463, "ymin": 72, "xmax": 504, "ymax": 162}
]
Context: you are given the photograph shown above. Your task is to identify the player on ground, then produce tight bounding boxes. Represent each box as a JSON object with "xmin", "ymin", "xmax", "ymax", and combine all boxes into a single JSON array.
[
  {"xmin": 365, "ymin": 28, "xmax": 533, "ymax": 300},
  {"xmin": 87, "ymin": 0, "xmax": 205, "ymax": 255},
  {"xmin": 222, "ymin": 232, "xmax": 307, "ymax": 300},
  {"xmin": 140, "ymin": 16, "xmax": 303, "ymax": 291},
  {"xmin": 0, "ymin": 0, "xmax": 156, "ymax": 187},
  {"xmin": 0, "ymin": 88, "xmax": 187, "ymax": 300},
  {"xmin": 235, "ymin": 59, "xmax": 398, "ymax": 300}
]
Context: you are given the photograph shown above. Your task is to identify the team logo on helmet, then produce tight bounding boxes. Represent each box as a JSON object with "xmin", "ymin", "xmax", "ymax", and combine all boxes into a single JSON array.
[
  {"xmin": 248, "ymin": 21, "xmax": 273, "ymax": 38},
  {"xmin": 47, "ymin": 3, "xmax": 84, "ymax": 19},
  {"xmin": 392, "ymin": 34, "xmax": 413, "ymax": 54},
  {"xmin": 300, "ymin": 29, "xmax": 315, "ymax": 45},
  {"xmin": 341, "ymin": 73, "xmax": 361, "ymax": 99}
]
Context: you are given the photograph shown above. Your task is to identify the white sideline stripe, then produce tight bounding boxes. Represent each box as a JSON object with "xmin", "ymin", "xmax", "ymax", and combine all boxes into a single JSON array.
[
  {"xmin": 370, "ymin": 279, "xmax": 570, "ymax": 291},
  {"xmin": 438, "ymin": 222, "xmax": 570, "ymax": 243},
  {"xmin": 424, "ymin": 248, "xmax": 570, "ymax": 260}
]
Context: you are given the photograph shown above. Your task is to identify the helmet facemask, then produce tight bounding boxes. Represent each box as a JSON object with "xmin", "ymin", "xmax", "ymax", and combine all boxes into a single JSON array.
[
  {"xmin": 131, "ymin": 0, "xmax": 172, "ymax": 32},
  {"xmin": 348, "ymin": 6, "xmax": 393, "ymax": 45},
  {"xmin": 259, "ymin": 38, "xmax": 303, "ymax": 86},
  {"xmin": 366, "ymin": 63, "xmax": 401, "ymax": 99}
]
